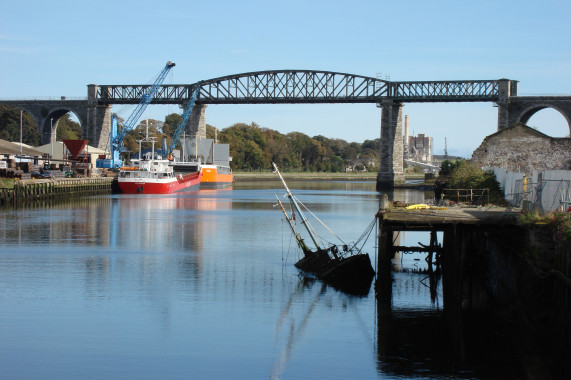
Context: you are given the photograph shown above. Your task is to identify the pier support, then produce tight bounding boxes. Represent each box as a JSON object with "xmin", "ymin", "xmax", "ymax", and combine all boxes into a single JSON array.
[
  {"xmin": 376, "ymin": 99, "xmax": 405, "ymax": 190},
  {"xmin": 86, "ymin": 84, "xmax": 113, "ymax": 149},
  {"xmin": 441, "ymin": 226, "xmax": 466, "ymax": 363},
  {"xmin": 185, "ymin": 104, "xmax": 207, "ymax": 139}
]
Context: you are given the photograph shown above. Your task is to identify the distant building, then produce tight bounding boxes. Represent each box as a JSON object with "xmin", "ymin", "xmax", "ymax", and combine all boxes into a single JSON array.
[{"xmin": 403, "ymin": 115, "xmax": 433, "ymax": 163}]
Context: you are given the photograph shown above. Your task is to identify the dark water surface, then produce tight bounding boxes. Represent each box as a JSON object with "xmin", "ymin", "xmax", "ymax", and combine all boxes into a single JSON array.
[{"xmin": 0, "ymin": 182, "xmax": 522, "ymax": 379}]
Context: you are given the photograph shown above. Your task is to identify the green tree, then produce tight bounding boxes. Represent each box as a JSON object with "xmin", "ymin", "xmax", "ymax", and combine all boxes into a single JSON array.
[
  {"xmin": 242, "ymin": 140, "xmax": 264, "ymax": 170},
  {"xmin": 211, "ymin": 119, "xmax": 382, "ymax": 173},
  {"xmin": 55, "ymin": 113, "xmax": 82, "ymax": 141},
  {"xmin": 163, "ymin": 113, "xmax": 182, "ymax": 137},
  {"xmin": 264, "ymin": 129, "xmax": 295, "ymax": 169},
  {"xmin": 445, "ymin": 160, "xmax": 504, "ymax": 203},
  {"xmin": 362, "ymin": 138, "xmax": 380, "ymax": 151},
  {"xmin": 206, "ymin": 124, "xmax": 218, "ymax": 140},
  {"xmin": 122, "ymin": 119, "xmax": 165, "ymax": 157},
  {"xmin": 219, "ymin": 122, "xmax": 268, "ymax": 170},
  {"xmin": 439, "ymin": 159, "xmax": 462, "ymax": 177},
  {"xmin": 0, "ymin": 105, "xmax": 41, "ymax": 146}
]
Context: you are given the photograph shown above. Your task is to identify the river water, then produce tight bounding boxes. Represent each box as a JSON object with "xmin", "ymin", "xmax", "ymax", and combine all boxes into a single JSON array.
[{"xmin": 0, "ymin": 181, "xmax": 523, "ymax": 379}]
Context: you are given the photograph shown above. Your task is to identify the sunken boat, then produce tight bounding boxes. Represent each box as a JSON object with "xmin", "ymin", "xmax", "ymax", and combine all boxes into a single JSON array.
[{"xmin": 273, "ymin": 163, "xmax": 376, "ymax": 295}]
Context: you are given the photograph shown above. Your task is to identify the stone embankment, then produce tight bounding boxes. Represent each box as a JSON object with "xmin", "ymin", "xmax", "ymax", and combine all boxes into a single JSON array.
[{"xmin": 0, "ymin": 177, "xmax": 114, "ymax": 206}]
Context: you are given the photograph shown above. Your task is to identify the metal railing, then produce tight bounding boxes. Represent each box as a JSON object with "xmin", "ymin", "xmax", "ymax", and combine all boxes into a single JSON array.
[{"xmin": 441, "ymin": 188, "xmax": 490, "ymax": 205}]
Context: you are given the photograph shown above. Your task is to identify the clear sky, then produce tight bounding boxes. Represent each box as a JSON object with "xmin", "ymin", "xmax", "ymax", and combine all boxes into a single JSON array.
[{"xmin": 1, "ymin": 0, "xmax": 570, "ymax": 157}]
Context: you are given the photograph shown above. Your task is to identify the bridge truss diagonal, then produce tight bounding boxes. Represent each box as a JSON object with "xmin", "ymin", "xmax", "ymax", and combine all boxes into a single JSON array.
[
  {"xmin": 197, "ymin": 71, "xmax": 390, "ymax": 104},
  {"xmin": 391, "ymin": 80, "xmax": 500, "ymax": 102},
  {"xmin": 96, "ymin": 70, "xmax": 506, "ymax": 105}
]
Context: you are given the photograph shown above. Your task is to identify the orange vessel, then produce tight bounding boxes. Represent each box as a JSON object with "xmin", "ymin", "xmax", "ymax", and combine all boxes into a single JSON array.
[{"xmin": 200, "ymin": 164, "xmax": 233, "ymax": 189}]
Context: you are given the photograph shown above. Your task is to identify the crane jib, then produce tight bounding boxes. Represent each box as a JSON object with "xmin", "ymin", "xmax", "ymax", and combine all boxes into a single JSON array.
[
  {"xmin": 167, "ymin": 84, "xmax": 201, "ymax": 155},
  {"xmin": 111, "ymin": 61, "xmax": 176, "ymax": 149}
]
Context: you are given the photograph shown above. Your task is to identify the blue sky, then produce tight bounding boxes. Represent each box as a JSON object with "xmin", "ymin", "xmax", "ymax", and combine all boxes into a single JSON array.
[{"xmin": 1, "ymin": 0, "xmax": 570, "ymax": 157}]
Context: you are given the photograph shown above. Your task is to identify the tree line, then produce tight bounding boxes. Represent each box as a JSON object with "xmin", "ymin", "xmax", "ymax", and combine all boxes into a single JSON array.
[
  {"xmin": 0, "ymin": 106, "xmax": 379, "ymax": 172},
  {"xmin": 216, "ymin": 122, "xmax": 379, "ymax": 172}
]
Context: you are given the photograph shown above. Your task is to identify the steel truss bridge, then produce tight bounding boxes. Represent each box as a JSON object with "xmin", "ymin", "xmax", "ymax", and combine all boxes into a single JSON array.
[
  {"xmin": 8, "ymin": 69, "xmax": 570, "ymax": 189},
  {"xmin": 96, "ymin": 70, "xmax": 505, "ymax": 105}
]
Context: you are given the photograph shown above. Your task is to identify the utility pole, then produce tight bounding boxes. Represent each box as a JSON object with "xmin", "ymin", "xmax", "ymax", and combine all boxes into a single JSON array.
[
  {"xmin": 19, "ymin": 110, "xmax": 23, "ymax": 155},
  {"xmin": 50, "ymin": 118, "xmax": 54, "ymax": 158}
]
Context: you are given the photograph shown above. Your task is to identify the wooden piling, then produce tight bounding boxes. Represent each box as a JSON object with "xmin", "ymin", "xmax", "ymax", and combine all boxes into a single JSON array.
[{"xmin": 0, "ymin": 177, "xmax": 114, "ymax": 206}]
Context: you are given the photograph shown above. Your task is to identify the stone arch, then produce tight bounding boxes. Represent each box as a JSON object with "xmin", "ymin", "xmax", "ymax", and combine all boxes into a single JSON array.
[
  {"xmin": 38, "ymin": 107, "xmax": 88, "ymax": 145},
  {"xmin": 517, "ymin": 104, "xmax": 571, "ymax": 135},
  {"xmin": 502, "ymin": 97, "xmax": 571, "ymax": 135}
]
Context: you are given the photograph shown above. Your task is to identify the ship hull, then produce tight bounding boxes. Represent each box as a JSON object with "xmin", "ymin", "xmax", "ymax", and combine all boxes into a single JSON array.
[
  {"xmin": 200, "ymin": 165, "xmax": 233, "ymax": 189},
  {"xmin": 118, "ymin": 172, "xmax": 202, "ymax": 194},
  {"xmin": 296, "ymin": 252, "xmax": 375, "ymax": 296}
]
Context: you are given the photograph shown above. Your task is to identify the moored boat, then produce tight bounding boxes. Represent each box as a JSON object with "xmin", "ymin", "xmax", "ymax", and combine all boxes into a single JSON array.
[
  {"xmin": 273, "ymin": 162, "xmax": 376, "ymax": 295},
  {"xmin": 118, "ymin": 159, "xmax": 202, "ymax": 194},
  {"xmin": 179, "ymin": 136, "xmax": 233, "ymax": 189},
  {"xmin": 200, "ymin": 164, "xmax": 233, "ymax": 189}
]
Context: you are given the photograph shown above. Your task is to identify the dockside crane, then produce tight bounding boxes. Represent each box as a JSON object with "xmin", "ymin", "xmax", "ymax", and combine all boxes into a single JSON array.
[
  {"xmin": 96, "ymin": 61, "xmax": 176, "ymax": 169},
  {"xmin": 166, "ymin": 83, "xmax": 201, "ymax": 159}
]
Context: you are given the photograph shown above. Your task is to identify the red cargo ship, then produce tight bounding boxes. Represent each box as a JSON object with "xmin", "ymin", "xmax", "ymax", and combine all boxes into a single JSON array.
[{"xmin": 118, "ymin": 159, "xmax": 201, "ymax": 194}]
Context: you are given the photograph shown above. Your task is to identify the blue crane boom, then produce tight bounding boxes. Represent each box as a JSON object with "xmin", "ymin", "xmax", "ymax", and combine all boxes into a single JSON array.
[
  {"xmin": 167, "ymin": 83, "xmax": 201, "ymax": 157},
  {"xmin": 112, "ymin": 61, "xmax": 175, "ymax": 150},
  {"xmin": 97, "ymin": 61, "xmax": 175, "ymax": 169}
]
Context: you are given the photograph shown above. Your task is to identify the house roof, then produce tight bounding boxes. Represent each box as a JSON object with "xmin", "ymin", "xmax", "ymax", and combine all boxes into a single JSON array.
[
  {"xmin": 483, "ymin": 122, "xmax": 552, "ymax": 141},
  {"xmin": 0, "ymin": 139, "xmax": 44, "ymax": 156},
  {"xmin": 34, "ymin": 141, "xmax": 106, "ymax": 155}
]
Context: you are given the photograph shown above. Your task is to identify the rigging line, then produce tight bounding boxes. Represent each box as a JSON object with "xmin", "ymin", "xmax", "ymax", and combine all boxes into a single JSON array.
[
  {"xmin": 288, "ymin": 197, "xmax": 330, "ymax": 247},
  {"xmin": 352, "ymin": 217, "xmax": 377, "ymax": 247},
  {"xmin": 352, "ymin": 218, "xmax": 377, "ymax": 252},
  {"xmin": 351, "ymin": 218, "xmax": 377, "ymax": 253},
  {"xmin": 293, "ymin": 195, "xmax": 346, "ymax": 245}
]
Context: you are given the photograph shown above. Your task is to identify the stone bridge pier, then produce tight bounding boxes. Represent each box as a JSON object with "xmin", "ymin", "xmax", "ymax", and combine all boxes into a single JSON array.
[
  {"xmin": 376, "ymin": 99, "xmax": 405, "ymax": 190},
  {"xmin": 186, "ymin": 104, "xmax": 207, "ymax": 139}
]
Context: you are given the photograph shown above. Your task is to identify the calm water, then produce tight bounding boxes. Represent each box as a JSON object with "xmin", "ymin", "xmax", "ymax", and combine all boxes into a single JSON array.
[{"xmin": 0, "ymin": 182, "xmax": 521, "ymax": 379}]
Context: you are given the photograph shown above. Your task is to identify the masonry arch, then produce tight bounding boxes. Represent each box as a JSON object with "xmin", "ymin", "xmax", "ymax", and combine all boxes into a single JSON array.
[
  {"xmin": 504, "ymin": 97, "xmax": 571, "ymax": 136},
  {"xmin": 39, "ymin": 108, "xmax": 86, "ymax": 145},
  {"xmin": 517, "ymin": 104, "xmax": 571, "ymax": 136},
  {"xmin": 524, "ymin": 107, "xmax": 571, "ymax": 137}
]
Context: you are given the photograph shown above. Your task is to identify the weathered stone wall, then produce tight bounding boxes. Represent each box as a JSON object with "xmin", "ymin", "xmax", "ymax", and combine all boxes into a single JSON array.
[
  {"xmin": 376, "ymin": 99, "xmax": 405, "ymax": 189},
  {"xmin": 472, "ymin": 124, "xmax": 571, "ymax": 176}
]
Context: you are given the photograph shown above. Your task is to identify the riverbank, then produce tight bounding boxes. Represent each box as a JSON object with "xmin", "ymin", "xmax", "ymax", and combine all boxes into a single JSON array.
[
  {"xmin": 0, "ymin": 177, "xmax": 114, "ymax": 206},
  {"xmin": 0, "ymin": 172, "xmax": 433, "ymax": 206},
  {"xmin": 233, "ymin": 171, "xmax": 434, "ymax": 189},
  {"xmin": 234, "ymin": 171, "xmax": 427, "ymax": 182}
]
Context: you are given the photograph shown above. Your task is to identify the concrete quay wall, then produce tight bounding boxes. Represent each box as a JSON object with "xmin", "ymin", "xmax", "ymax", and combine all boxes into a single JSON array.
[{"xmin": 0, "ymin": 177, "xmax": 114, "ymax": 206}]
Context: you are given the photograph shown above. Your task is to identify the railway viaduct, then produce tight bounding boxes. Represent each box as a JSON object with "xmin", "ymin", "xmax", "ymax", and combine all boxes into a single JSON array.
[{"xmin": 2, "ymin": 71, "xmax": 570, "ymax": 189}]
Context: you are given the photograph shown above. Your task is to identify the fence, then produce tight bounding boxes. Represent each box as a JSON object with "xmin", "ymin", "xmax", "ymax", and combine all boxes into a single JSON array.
[
  {"xmin": 441, "ymin": 188, "xmax": 489, "ymax": 205},
  {"xmin": 485, "ymin": 167, "xmax": 571, "ymax": 212}
]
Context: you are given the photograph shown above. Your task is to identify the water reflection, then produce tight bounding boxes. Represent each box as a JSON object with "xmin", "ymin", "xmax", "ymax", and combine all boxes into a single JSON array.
[
  {"xmin": 0, "ymin": 183, "xmax": 530, "ymax": 379},
  {"xmin": 272, "ymin": 276, "xmax": 375, "ymax": 380},
  {"xmin": 375, "ymin": 226, "xmax": 525, "ymax": 379}
]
